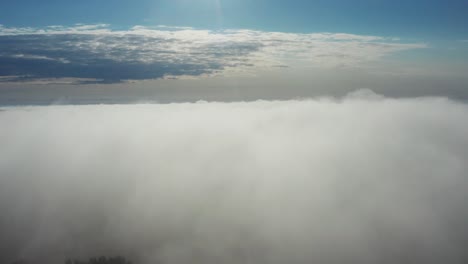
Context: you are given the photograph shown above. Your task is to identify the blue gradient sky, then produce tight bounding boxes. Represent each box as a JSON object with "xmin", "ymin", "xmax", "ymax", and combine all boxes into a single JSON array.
[{"xmin": 1, "ymin": 0, "xmax": 467, "ymax": 39}]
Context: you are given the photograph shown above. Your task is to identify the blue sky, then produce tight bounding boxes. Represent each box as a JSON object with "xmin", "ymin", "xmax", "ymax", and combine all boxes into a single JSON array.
[{"xmin": 1, "ymin": 0, "xmax": 467, "ymax": 39}]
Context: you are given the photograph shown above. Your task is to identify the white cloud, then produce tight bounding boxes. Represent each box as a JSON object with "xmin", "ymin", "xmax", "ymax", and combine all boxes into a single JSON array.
[
  {"xmin": 10, "ymin": 54, "xmax": 70, "ymax": 63},
  {"xmin": 0, "ymin": 23, "xmax": 112, "ymax": 35},
  {"xmin": 0, "ymin": 24, "xmax": 426, "ymax": 83},
  {"xmin": 1, "ymin": 93, "xmax": 467, "ymax": 264}
]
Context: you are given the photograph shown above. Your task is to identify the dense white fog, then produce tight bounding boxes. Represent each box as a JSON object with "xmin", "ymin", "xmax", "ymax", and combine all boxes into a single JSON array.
[{"xmin": 1, "ymin": 93, "xmax": 468, "ymax": 264}]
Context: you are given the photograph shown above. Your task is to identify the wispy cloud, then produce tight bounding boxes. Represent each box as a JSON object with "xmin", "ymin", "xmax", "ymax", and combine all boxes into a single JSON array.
[{"xmin": 0, "ymin": 24, "xmax": 426, "ymax": 83}]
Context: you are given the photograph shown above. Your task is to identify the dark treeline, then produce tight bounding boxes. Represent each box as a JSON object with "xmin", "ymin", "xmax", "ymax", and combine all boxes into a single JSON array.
[{"xmin": 11, "ymin": 256, "xmax": 133, "ymax": 264}]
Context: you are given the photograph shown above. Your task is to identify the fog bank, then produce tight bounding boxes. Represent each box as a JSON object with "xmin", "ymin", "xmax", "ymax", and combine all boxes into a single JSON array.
[{"xmin": 1, "ymin": 95, "xmax": 468, "ymax": 264}]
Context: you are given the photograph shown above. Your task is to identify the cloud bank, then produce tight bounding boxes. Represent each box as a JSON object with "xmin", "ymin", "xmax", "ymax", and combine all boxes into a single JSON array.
[
  {"xmin": 1, "ymin": 94, "xmax": 468, "ymax": 264},
  {"xmin": 0, "ymin": 24, "xmax": 425, "ymax": 83}
]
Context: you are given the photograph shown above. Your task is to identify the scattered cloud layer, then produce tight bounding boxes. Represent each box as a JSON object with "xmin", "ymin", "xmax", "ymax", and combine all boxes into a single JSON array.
[
  {"xmin": 1, "ymin": 93, "xmax": 468, "ymax": 264},
  {"xmin": 0, "ymin": 24, "xmax": 425, "ymax": 83}
]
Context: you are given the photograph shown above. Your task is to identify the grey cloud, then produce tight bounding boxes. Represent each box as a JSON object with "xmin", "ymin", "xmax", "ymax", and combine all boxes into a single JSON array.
[
  {"xmin": 1, "ymin": 94, "xmax": 468, "ymax": 264},
  {"xmin": 0, "ymin": 25, "xmax": 425, "ymax": 84},
  {"xmin": 0, "ymin": 34, "xmax": 228, "ymax": 83}
]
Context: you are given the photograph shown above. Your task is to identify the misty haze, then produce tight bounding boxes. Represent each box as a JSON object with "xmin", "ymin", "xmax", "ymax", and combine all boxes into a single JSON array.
[{"xmin": 1, "ymin": 95, "xmax": 468, "ymax": 264}]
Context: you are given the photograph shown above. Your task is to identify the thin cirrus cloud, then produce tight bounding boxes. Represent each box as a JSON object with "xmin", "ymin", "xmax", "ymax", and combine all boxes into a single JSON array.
[{"xmin": 0, "ymin": 24, "xmax": 426, "ymax": 84}]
